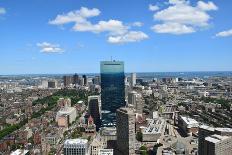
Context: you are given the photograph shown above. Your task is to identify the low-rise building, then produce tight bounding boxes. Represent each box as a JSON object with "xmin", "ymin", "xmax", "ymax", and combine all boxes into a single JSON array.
[
  {"xmin": 161, "ymin": 104, "xmax": 177, "ymax": 120},
  {"xmin": 98, "ymin": 149, "xmax": 114, "ymax": 155},
  {"xmin": 63, "ymin": 139, "xmax": 89, "ymax": 155},
  {"xmin": 46, "ymin": 133, "xmax": 60, "ymax": 146},
  {"xmin": 178, "ymin": 116, "xmax": 199, "ymax": 136},
  {"xmin": 90, "ymin": 136, "xmax": 104, "ymax": 155},
  {"xmin": 142, "ymin": 118, "xmax": 166, "ymax": 142}
]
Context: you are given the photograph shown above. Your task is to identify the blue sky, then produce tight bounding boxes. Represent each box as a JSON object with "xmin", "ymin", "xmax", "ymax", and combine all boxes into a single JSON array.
[{"xmin": 0, "ymin": 0, "xmax": 232, "ymax": 74}]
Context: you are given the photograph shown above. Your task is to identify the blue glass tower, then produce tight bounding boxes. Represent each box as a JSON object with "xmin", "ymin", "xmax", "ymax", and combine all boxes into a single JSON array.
[{"xmin": 100, "ymin": 61, "xmax": 125, "ymax": 126}]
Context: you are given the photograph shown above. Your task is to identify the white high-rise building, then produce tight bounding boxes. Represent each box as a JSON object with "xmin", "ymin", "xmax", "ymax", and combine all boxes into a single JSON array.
[
  {"xmin": 128, "ymin": 91, "xmax": 143, "ymax": 114},
  {"xmin": 41, "ymin": 80, "xmax": 48, "ymax": 89},
  {"xmin": 128, "ymin": 91, "xmax": 137, "ymax": 105},
  {"xmin": 63, "ymin": 139, "xmax": 88, "ymax": 155},
  {"xmin": 130, "ymin": 73, "xmax": 136, "ymax": 87},
  {"xmin": 56, "ymin": 104, "xmax": 77, "ymax": 124}
]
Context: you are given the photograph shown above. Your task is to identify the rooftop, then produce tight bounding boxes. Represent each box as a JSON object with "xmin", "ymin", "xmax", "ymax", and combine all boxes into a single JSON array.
[
  {"xmin": 215, "ymin": 128, "xmax": 232, "ymax": 133},
  {"xmin": 64, "ymin": 138, "xmax": 88, "ymax": 145},
  {"xmin": 100, "ymin": 127, "xmax": 117, "ymax": 136},
  {"xmin": 180, "ymin": 116, "xmax": 199, "ymax": 125},
  {"xmin": 10, "ymin": 149, "xmax": 29, "ymax": 155},
  {"xmin": 205, "ymin": 134, "xmax": 230, "ymax": 144},
  {"xmin": 58, "ymin": 107, "xmax": 76, "ymax": 114},
  {"xmin": 117, "ymin": 107, "xmax": 134, "ymax": 115},
  {"xmin": 143, "ymin": 118, "xmax": 165, "ymax": 134},
  {"xmin": 200, "ymin": 125, "xmax": 232, "ymax": 133}
]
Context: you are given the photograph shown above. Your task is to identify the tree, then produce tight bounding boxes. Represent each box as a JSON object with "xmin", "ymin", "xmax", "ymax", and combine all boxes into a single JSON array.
[
  {"xmin": 87, "ymin": 136, "xmax": 91, "ymax": 141},
  {"xmin": 136, "ymin": 131, "xmax": 143, "ymax": 142},
  {"xmin": 140, "ymin": 145, "xmax": 148, "ymax": 155}
]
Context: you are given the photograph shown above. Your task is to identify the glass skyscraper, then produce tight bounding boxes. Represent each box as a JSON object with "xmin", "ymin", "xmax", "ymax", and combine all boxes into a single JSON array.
[{"xmin": 100, "ymin": 60, "xmax": 125, "ymax": 126}]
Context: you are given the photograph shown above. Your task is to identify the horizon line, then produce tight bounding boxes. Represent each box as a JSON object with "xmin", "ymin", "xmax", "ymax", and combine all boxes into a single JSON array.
[{"xmin": 1, "ymin": 71, "xmax": 232, "ymax": 76}]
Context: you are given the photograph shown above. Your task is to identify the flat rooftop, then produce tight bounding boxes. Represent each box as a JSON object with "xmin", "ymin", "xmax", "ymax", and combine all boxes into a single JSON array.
[
  {"xmin": 200, "ymin": 125, "xmax": 232, "ymax": 133},
  {"xmin": 143, "ymin": 118, "xmax": 165, "ymax": 134},
  {"xmin": 215, "ymin": 128, "xmax": 232, "ymax": 133},
  {"xmin": 205, "ymin": 134, "xmax": 230, "ymax": 144},
  {"xmin": 64, "ymin": 139, "xmax": 88, "ymax": 145},
  {"xmin": 200, "ymin": 125, "xmax": 215, "ymax": 132},
  {"xmin": 58, "ymin": 107, "xmax": 76, "ymax": 114},
  {"xmin": 11, "ymin": 149, "xmax": 29, "ymax": 155},
  {"xmin": 180, "ymin": 116, "xmax": 199, "ymax": 125},
  {"xmin": 101, "ymin": 127, "xmax": 117, "ymax": 136}
]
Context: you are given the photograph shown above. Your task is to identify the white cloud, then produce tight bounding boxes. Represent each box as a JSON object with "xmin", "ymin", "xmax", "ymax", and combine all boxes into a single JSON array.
[
  {"xmin": 0, "ymin": 7, "xmax": 6, "ymax": 15},
  {"xmin": 152, "ymin": 22, "xmax": 195, "ymax": 34},
  {"xmin": 49, "ymin": 7, "xmax": 148, "ymax": 44},
  {"xmin": 108, "ymin": 31, "xmax": 148, "ymax": 44},
  {"xmin": 149, "ymin": 4, "xmax": 159, "ymax": 11},
  {"xmin": 37, "ymin": 42, "xmax": 64, "ymax": 53},
  {"xmin": 151, "ymin": 0, "xmax": 217, "ymax": 35},
  {"xmin": 132, "ymin": 22, "xmax": 143, "ymax": 27},
  {"xmin": 216, "ymin": 29, "xmax": 232, "ymax": 37},
  {"xmin": 197, "ymin": 1, "xmax": 218, "ymax": 11},
  {"xmin": 168, "ymin": 0, "xmax": 188, "ymax": 5},
  {"xmin": 73, "ymin": 19, "xmax": 128, "ymax": 35},
  {"xmin": 49, "ymin": 7, "xmax": 127, "ymax": 35},
  {"xmin": 49, "ymin": 7, "xmax": 100, "ymax": 25}
]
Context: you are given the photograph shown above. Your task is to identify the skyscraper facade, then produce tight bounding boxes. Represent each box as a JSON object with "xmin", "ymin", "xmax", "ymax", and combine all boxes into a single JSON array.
[
  {"xmin": 82, "ymin": 75, "xmax": 87, "ymax": 85},
  {"xmin": 88, "ymin": 95, "xmax": 101, "ymax": 131},
  {"xmin": 128, "ymin": 91, "xmax": 137, "ymax": 105},
  {"xmin": 130, "ymin": 73, "xmax": 136, "ymax": 87},
  {"xmin": 63, "ymin": 76, "xmax": 73, "ymax": 87},
  {"xmin": 203, "ymin": 135, "xmax": 232, "ymax": 155},
  {"xmin": 100, "ymin": 60, "xmax": 125, "ymax": 126},
  {"xmin": 198, "ymin": 125, "xmax": 232, "ymax": 155},
  {"xmin": 73, "ymin": 74, "xmax": 79, "ymax": 86},
  {"xmin": 116, "ymin": 107, "xmax": 135, "ymax": 155}
]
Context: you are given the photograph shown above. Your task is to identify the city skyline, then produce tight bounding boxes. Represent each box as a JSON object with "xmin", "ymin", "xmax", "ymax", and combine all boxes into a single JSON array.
[{"xmin": 1, "ymin": 0, "xmax": 232, "ymax": 74}]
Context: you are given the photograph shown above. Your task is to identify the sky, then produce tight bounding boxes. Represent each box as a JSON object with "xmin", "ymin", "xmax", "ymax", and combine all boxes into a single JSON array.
[{"xmin": 0, "ymin": 0, "xmax": 232, "ymax": 74}]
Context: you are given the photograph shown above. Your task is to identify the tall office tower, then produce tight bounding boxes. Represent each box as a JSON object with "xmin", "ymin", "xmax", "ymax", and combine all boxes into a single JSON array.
[
  {"xmin": 63, "ymin": 139, "xmax": 88, "ymax": 155},
  {"xmin": 128, "ymin": 91, "xmax": 137, "ymax": 105},
  {"xmin": 100, "ymin": 60, "xmax": 125, "ymax": 126},
  {"xmin": 88, "ymin": 95, "xmax": 101, "ymax": 131},
  {"xmin": 92, "ymin": 76, "xmax": 100, "ymax": 85},
  {"xmin": 130, "ymin": 73, "xmax": 136, "ymax": 87},
  {"xmin": 198, "ymin": 125, "xmax": 216, "ymax": 155},
  {"xmin": 63, "ymin": 76, "xmax": 73, "ymax": 87},
  {"xmin": 78, "ymin": 77, "xmax": 84, "ymax": 86},
  {"xmin": 73, "ymin": 74, "xmax": 79, "ymax": 85},
  {"xmin": 135, "ymin": 93, "xmax": 144, "ymax": 114},
  {"xmin": 116, "ymin": 107, "xmax": 135, "ymax": 155},
  {"xmin": 48, "ymin": 81, "xmax": 56, "ymax": 88},
  {"xmin": 203, "ymin": 134, "xmax": 232, "ymax": 155},
  {"xmin": 128, "ymin": 91, "xmax": 143, "ymax": 114},
  {"xmin": 198, "ymin": 125, "xmax": 232, "ymax": 155},
  {"xmin": 82, "ymin": 75, "xmax": 87, "ymax": 85}
]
